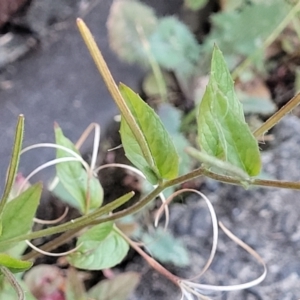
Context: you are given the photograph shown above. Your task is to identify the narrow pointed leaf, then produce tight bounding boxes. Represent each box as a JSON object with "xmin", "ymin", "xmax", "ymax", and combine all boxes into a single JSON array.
[
  {"xmin": 55, "ymin": 126, "xmax": 103, "ymax": 213},
  {"xmin": 68, "ymin": 222, "xmax": 129, "ymax": 270},
  {"xmin": 0, "ymin": 254, "xmax": 32, "ymax": 273},
  {"xmin": 0, "ymin": 115, "xmax": 24, "ymax": 217},
  {"xmin": 197, "ymin": 46, "xmax": 261, "ymax": 176},
  {"xmin": 150, "ymin": 17, "xmax": 200, "ymax": 76},
  {"xmin": 119, "ymin": 84, "xmax": 179, "ymax": 184},
  {"xmin": 0, "ymin": 183, "xmax": 42, "ymax": 252}
]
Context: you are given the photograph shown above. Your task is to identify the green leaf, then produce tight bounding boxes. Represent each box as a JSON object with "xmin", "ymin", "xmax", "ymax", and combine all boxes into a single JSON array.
[
  {"xmin": 0, "ymin": 183, "xmax": 42, "ymax": 252},
  {"xmin": 219, "ymin": 0, "xmax": 243, "ymax": 11},
  {"xmin": 120, "ymin": 119, "xmax": 158, "ymax": 184},
  {"xmin": 150, "ymin": 17, "xmax": 200, "ymax": 76},
  {"xmin": 142, "ymin": 71, "xmax": 175, "ymax": 99},
  {"xmin": 140, "ymin": 228, "xmax": 190, "ymax": 267},
  {"xmin": 203, "ymin": 0, "xmax": 291, "ymax": 68},
  {"xmin": 184, "ymin": 0, "xmax": 209, "ymax": 11},
  {"xmin": 0, "ymin": 115, "xmax": 24, "ymax": 218},
  {"xmin": 0, "ymin": 274, "xmax": 37, "ymax": 300},
  {"xmin": 5, "ymin": 242, "xmax": 27, "ymax": 261},
  {"xmin": 197, "ymin": 46, "xmax": 261, "ymax": 176},
  {"xmin": 68, "ymin": 222, "xmax": 129, "ymax": 270},
  {"xmin": 0, "ymin": 254, "xmax": 32, "ymax": 273},
  {"xmin": 107, "ymin": 0, "xmax": 158, "ymax": 66},
  {"xmin": 241, "ymin": 96, "xmax": 277, "ymax": 115},
  {"xmin": 158, "ymin": 104, "xmax": 192, "ymax": 176},
  {"xmin": 186, "ymin": 147, "xmax": 250, "ymax": 183},
  {"xmin": 119, "ymin": 84, "xmax": 179, "ymax": 184},
  {"xmin": 88, "ymin": 272, "xmax": 140, "ymax": 300},
  {"xmin": 51, "ymin": 180, "xmax": 79, "ymax": 209},
  {"xmin": 55, "ymin": 125, "xmax": 103, "ymax": 213}
]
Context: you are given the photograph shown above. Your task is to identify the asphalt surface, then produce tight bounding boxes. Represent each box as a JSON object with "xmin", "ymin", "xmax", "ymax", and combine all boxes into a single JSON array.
[{"xmin": 0, "ymin": 0, "xmax": 145, "ymax": 189}]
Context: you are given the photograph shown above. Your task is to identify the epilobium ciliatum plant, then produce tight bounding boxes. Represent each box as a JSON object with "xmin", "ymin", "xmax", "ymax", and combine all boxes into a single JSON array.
[{"xmin": 1, "ymin": 18, "xmax": 300, "ymax": 299}]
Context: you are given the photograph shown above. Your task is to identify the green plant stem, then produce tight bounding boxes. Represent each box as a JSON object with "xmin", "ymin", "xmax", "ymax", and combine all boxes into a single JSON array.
[
  {"xmin": 164, "ymin": 167, "xmax": 204, "ymax": 187},
  {"xmin": 149, "ymin": 61, "xmax": 167, "ymax": 103},
  {"xmin": 253, "ymin": 92, "xmax": 300, "ymax": 138},
  {"xmin": 90, "ymin": 184, "xmax": 165, "ymax": 224},
  {"xmin": 0, "ymin": 266, "xmax": 24, "ymax": 300},
  {"xmin": 3, "ymin": 164, "xmax": 300, "ymax": 248},
  {"xmin": 22, "ymin": 185, "xmax": 166, "ymax": 260},
  {"xmin": 232, "ymin": 0, "xmax": 300, "ymax": 79},
  {"xmin": 167, "ymin": 166, "xmax": 300, "ymax": 191},
  {"xmin": 22, "ymin": 184, "xmax": 166, "ymax": 260},
  {"xmin": 22, "ymin": 227, "xmax": 83, "ymax": 261},
  {"xmin": 0, "ymin": 192, "xmax": 134, "ymax": 248},
  {"xmin": 87, "ymin": 171, "xmax": 300, "ymax": 226},
  {"xmin": 97, "ymin": 166, "xmax": 300, "ymax": 225},
  {"xmin": 76, "ymin": 19, "xmax": 154, "ymax": 169},
  {"xmin": 202, "ymin": 168, "xmax": 300, "ymax": 190},
  {"xmin": 0, "ymin": 115, "xmax": 24, "ymax": 217},
  {"xmin": 136, "ymin": 25, "xmax": 168, "ymax": 102},
  {"xmin": 186, "ymin": 147, "xmax": 249, "ymax": 181}
]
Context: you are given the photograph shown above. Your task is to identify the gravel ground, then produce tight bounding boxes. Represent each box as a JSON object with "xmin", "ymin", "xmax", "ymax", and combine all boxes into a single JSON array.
[{"xmin": 127, "ymin": 115, "xmax": 300, "ymax": 300}]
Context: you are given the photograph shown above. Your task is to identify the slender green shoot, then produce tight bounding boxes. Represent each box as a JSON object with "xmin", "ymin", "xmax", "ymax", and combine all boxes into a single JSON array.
[{"xmin": 0, "ymin": 115, "xmax": 24, "ymax": 217}]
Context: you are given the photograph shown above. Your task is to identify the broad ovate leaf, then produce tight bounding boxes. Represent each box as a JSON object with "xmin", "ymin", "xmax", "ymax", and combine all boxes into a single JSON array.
[
  {"xmin": 55, "ymin": 126, "xmax": 103, "ymax": 213},
  {"xmin": 197, "ymin": 46, "xmax": 261, "ymax": 176},
  {"xmin": 140, "ymin": 228, "xmax": 190, "ymax": 267},
  {"xmin": 107, "ymin": 0, "xmax": 158, "ymax": 66},
  {"xmin": 68, "ymin": 222, "xmax": 129, "ymax": 270},
  {"xmin": 119, "ymin": 84, "xmax": 179, "ymax": 184},
  {"xmin": 150, "ymin": 17, "xmax": 200, "ymax": 76},
  {"xmin": 203, "ymin": 0, "xmax": 291, "ymax": 69},
  {"xmin": 0, "ymin": 183, "xmax": 41, "ymax": 252},
  {"xmin": 0, "ymin": 254, "xmax": 32, "ymax": 273},
  {"xmin": 88, "ymin": 272, "xmax": 140, "ymax": 300}
]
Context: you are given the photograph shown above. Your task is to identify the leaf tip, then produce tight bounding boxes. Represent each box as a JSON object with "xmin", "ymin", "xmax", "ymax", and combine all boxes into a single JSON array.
[
  {"xmin": 118, "ymin": 82, "xmax": 127, "ymax": 93},
  {"xmin": 76, "ymin": 18, "xmax": 84, "ymax": 26},
  {"xmin": 212, "ymin": 43, "xmax": 222, "ymax": 55},
  {"xmin": 53, "ymin": 121, "xmax": 60, "ymax": 129},
  {"xmin": 36, "ymin": 181, "xmax": 43, "ymax": 190}
]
